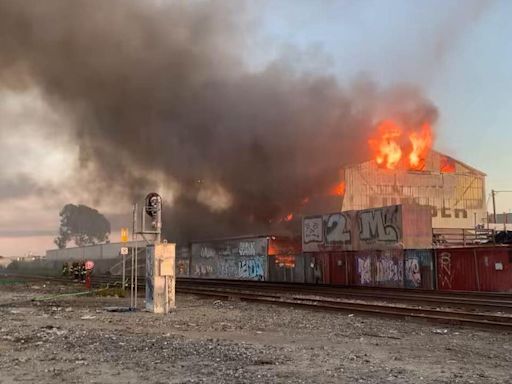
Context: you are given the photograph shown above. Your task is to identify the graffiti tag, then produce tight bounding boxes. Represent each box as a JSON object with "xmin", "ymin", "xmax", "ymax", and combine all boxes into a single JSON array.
[
  {"xmin": 200, "ymin": 247, "xmax": 216, "ymax": 258},
  {"xmin": 357, "ymin": 256, "xmax": 371, "ymax": 285},
  {"xmin": 325, "ymin": 213, "xmax": 351, "ymax": 244},
  {"xmin": 375, "ymin": 256, "xmax": 402, "ymax": 283},
  {"xmin": 194, "ymin": 264, "xmax": 214, "ymax": 277},
  {"xmin": 359, "ymin": 209, "xmax": 398, "ymax": 242},
  {"xmin": 303, "ymin": 217, "xmax": 323, "ymax": 244},
  {"xmin": 239, "ymin": 258, "xmax": 264, "ymax": 280},
  {"xmin": 439, "ymin": 252, "xmax": 452, "ymax": 289},
  {"xmin": 239, "ymin": 241, "xmax": 256, "ymax": 256},
  {"xmin": 405, "ymin": 258, "xmax": 421, "ymax": 288}
]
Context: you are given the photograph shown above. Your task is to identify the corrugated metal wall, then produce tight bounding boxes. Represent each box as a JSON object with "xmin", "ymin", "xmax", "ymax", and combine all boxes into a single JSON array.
[
  {"xmin": 342, "ymin": 151, "xmax": 486, "ymax": 229},
  {"xmin": 45, "ymin": 241, "xmax": 147, "ymax": 261},
  {"xmin": 435, "ymin": 247, "xmax": 512, "ymax": 292}
]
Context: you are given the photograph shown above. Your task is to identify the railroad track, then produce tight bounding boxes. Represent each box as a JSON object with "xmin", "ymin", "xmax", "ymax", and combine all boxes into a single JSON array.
[
  {"xmin": 3, "ymin": 273, "xmax": 512, "ymax": 329},
  {"xmin": 177, "ymin": 284, "xmax": 512, "ymax": 330},
  {"xmin": 177, "ymin": 278, "xmax": 512, "ymax": 312}
]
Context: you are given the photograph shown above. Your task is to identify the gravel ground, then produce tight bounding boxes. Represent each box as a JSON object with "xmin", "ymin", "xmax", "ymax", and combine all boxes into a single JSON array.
[{"xmin": 1, "ymin": 280, "xmax": 511, "ymax": 384}]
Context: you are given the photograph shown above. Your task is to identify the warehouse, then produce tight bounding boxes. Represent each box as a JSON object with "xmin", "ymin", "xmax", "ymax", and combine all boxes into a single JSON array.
[{"xmin": 341, "ymin": 150, "xmax": 487, "ymax": 229}]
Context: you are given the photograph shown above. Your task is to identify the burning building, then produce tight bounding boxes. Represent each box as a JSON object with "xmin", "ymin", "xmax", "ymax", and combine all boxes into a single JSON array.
[{"xmin": 340, "ymin": 120, "xmax": 487, "ymax": 229}]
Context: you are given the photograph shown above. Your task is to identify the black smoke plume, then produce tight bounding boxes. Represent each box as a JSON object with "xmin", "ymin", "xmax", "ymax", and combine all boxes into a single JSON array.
[{"xmin": 0, "ymin": 0, "xmax": 437, "ymax": 242}]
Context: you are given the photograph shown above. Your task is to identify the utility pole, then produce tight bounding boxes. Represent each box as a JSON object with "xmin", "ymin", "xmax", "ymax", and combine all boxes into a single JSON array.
[{"xmin": 492, "ymin": 189, "xmax": 497, "ymax": 224}]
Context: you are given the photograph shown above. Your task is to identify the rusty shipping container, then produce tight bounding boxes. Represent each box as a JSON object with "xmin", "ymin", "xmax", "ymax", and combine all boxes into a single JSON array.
[
  {"xmin": 435, "ymin": 247, "xmax": 512, "ymax": 292},
  {"xmin": 475, "ymin": 247, "xmax": 512, "ymax": 292},
  {"xmin": 435, "ymin": 248, "xmax": 479, "ymax": 291}
]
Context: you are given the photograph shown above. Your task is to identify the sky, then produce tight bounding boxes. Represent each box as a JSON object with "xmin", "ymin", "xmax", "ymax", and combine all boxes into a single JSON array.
[{"xmin": 0, "ymin": 0, "xmax": 511, "ymax": 257}]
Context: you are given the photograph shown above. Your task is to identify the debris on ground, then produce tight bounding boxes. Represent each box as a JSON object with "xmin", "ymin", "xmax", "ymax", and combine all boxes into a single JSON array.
[{"xmin": 0, "ymin": 281, "xmax": 511, "ymax": 383}]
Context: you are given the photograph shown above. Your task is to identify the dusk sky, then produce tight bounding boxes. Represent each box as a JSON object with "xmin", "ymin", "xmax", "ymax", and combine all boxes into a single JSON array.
[{"xmin": 0, "ymin": 0, "xmax": 510, "ymax": 257}]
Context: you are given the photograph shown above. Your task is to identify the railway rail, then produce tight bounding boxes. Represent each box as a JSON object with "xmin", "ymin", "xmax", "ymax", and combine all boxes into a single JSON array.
[{"xmin": 3, "ymin": 273, "xmax": 512, "ymax": 330}]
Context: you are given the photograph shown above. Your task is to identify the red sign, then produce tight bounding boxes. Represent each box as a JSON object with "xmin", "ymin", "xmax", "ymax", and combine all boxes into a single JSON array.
[{"xmin": 85, "ymin": 260, "xmax": 95, "ymax": 270}]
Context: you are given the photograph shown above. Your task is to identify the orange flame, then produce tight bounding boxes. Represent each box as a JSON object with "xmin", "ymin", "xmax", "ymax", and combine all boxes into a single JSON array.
[
  {"xmin": 368, "ymin": 120, "xmax": 403, "ymax": 169},
  {"xmin": 368, "ymin": 119, "xmax": 433, "ymax": 170},
  {"xmin": 284, "ymin": 213, "xmax": 293, "ymax": 222},
  {"xmin": 409, "ymin": 123, "xmax": 432, "ymax": 171},
  {"xmin": 329, "ymin": 181, "xmax": 346, "ymax": 196},
  {"xmin": 440, "ymin": 156, "xmax": 456, "ymax": 173}
]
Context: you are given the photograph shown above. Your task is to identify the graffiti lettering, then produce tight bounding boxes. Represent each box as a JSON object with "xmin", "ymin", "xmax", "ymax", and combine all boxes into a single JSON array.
[
  {"xmin": 303, "ymin": 217, "xmax": 323, "ymax": 244},
  {"xmin": 357, "ymin": 256, "xmax": 371, "ymax": 285},
  {"xmin": 239, "ymin": 258, "xmax": 264, "ymax": 280},
  {"xmin": 239, "ymin": 241, "xmax": 256, "ymax": 256},
  {"xmin": 176, "ymin": 260, "xmax": 189, "ymax": 276},
  {"xmin": 218, "ymin": 259, "xmax": 238, "ymax": 278},
  {"xmin": 325, "ymin": 213, "xmax": 351, "ymax": 244},
  {"xmin": 359, "ymin": 210, "xmax": 398, "ymax": 242},
  {"xmin": 375, "ymin": 256, "xmax": 402, "ymax": 283},
  {"xmin": 200, "ymin": 247, "xmax": 216, "ymax": 258},
  {"xmin": 439, "ymin": 252, "xmax": 452, "ymax": 289},
  {"xmin": 194, "ymin": 264, "xmax": 214, "ymax": 277},
  {"xmin": 405, "ymin": 258, "xmax": 421, "ymax": 288}
]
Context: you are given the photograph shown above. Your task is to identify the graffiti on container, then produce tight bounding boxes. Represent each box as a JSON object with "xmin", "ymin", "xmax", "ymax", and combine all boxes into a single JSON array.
[
  {"xmin": 146, "ymin": 253, "xmax": 154, "ymax": 306},
  {"xmin": 376, "ymin": 256, "xmax": 402, "ymax": 283},
  {"xmin": 438, "ymin": 252, "xmax": 453, "ymax": 289},
  {"xmin": 359, "ymin": 208, "xmax": 399, "ymax": 242},
  {"xmin": 303, "ymin": 216, "xmax": 323, "ymax": 244},
  {"xmin": 200, "ymin": 247, "xmax": 216, "ymax": 258},
  {"xmin": 239, "ymin": 241, "xmax": 256, "ymax": 256},
  {"xmin": 194, "ymin": 263, "xmax": 214, "ymax": 277},
  {"xmin": 405, "ymin": 257, "xmax": 421, "ymax": 287},
  {"xmin": 325, "ymin": 213, "xmax": 351, "ymax": 244},
  {"xmin": 357, "ymin": 256, "xmax": 371, "ymax": 285},
  {"xmin": 218, "ymin": 259, "xmax": 238, "ymax": 278},
  {"xmin": 176, "ymin": 260, "xmax": 189, "ymax": 276},
  {"xmin": 239, "ymin": 258, "xmax": 264, "ymax": 280}
]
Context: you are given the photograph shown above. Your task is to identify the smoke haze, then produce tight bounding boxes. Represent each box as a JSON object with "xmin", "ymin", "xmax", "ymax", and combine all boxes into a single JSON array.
[{"xmin": 0, "ymin": 0, "xmax": 440, "ymax": 242}]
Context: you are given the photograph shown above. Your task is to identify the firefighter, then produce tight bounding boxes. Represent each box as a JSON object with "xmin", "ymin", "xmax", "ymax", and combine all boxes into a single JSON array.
[
  {"xmin": 61, "ymin": 262, "xmax": 69, "ymax": 277},
  {"xmin": 72, "ymin": 261, "xmax": 80, "ymax": 281},
  {"xmin": 80, "ymin": 262, "xmax": 87, "ymax": 283}
]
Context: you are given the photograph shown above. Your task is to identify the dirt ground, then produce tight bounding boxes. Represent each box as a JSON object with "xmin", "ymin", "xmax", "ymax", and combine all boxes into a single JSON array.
[{"xmin": 0, "ymin": 280, "xmax": 511, "ymax": 384}]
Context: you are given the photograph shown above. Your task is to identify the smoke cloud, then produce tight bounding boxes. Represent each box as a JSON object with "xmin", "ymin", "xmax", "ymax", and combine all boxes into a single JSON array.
[{"xmin": 0, "ymin": 0, "xmax": 438, "ymax": 242}]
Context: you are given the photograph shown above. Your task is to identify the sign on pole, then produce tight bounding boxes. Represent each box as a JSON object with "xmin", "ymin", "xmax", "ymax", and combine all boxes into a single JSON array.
[
  {"xmin": 120, "ymin": 247, "xmax": 129, "ymax": 255},
  {"xmin": 121, "ymin": 227, "xmax": 129, "ymax": 243}
]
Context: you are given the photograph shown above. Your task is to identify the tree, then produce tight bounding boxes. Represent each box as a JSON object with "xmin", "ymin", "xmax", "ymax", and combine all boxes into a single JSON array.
[{"xmin": 54, "ymin": 204, "xmax": 111, "ymax": 248}]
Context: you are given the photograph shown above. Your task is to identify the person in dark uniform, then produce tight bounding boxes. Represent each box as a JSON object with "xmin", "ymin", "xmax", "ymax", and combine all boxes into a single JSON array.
[
  {"xmin": 72, "ymin": 262, "xmax": 80, "ymax": 281},
  {"xmin": 61, "ymin": 262, "xmax": 69, "ymax": 277}
]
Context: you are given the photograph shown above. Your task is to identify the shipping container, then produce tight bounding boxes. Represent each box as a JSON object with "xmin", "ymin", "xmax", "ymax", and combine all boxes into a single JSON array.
[
  {"xmin": 346, "ymin": 250, "xmax": 377, "ymax": 287},
  {"xmin": 176, "ymin": 246, "xmax": 191, "ymax": 277},
  {"xmin": 345, "ymin": 250, "xmax": 404, "ymax": 288},
  {"xmin": 474, "ymin": 247, "xmax": 512, "ymax": 292},
  {"xmin": 329, "ymin": 252, "xmax": 348, "ymax": 285},
  {"xmin": 304, "ymin": 253, "xmax": 331, "ymax": 284},
  {"xmin": 190, "ymin": 237, "xmax": 268, "ymax": 280},
  {"xmin": 302, "ymin": 204, "xmax": 432, "ymax": 253},
  {"xmin": 268, "ymin": 254, "xmax": 305, "ymax": 283},
  {"xmin": 435, "ymin": 248, "xmax": 479, "ymax": 291},
  {"xmin": 404, "ymin": 249, "xmax": 434, "ymax": 289}
]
